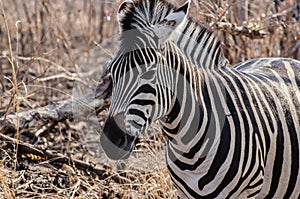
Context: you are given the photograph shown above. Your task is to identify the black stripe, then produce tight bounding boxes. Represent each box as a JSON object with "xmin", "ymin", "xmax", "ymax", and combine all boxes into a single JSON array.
[
  {"xmin": 265, "ymin": 121, "xmax": 283, "ymax": 198},
  {"xmin": 197, "ymin": 27, "xmax": 207, "ymax": 43},
  {"xmin": 183, "ymin": 28, "xmax": 196, "ymax": 59},
  {"xmin": 196, "ymin": 31, "xmax": 212, "ymax": 67},
  {"xmin": 198, "ymin": 81, "xmax": 243, "ymax": 196},
  {"xmin": 190, "ymin": 27, "xmax": 206, "ymax": 64},
  {"xmin": 197, "ymin": 79, "xmax": 232, "ymax": 189},
  {"xmin": 247, "ymin": 188, "xmax": 262, "ymax": 198},
  {"xmin": 130, "ymin": 99, "xmax": 155, "ymax": 106},
  {"xmin": 167, "ymin": 164, "xmax": 202, "ymax": 198},
  {"xmin": 177, "ymin": 20, "xmax": 192, "ymax": 48},
  {"xmin": 166, "ymin": 95, "xmax": 181, "ymax": 124},
  {"xmin": 283, "ymin": 105, "xmax": 299, "ymax": 198},
  {"xmin": 197, "ymin": 118, "xmax": 231, "ymax": 197},
  {"xmin": 163, "ymin": 122, "xmax": 180, "ymax": 135},
  {"xmin": 180, "ymin": 102, "xmax": 203, "ymax": 145},
  {"xmin": 128, "ymin": 108, "xmax": 147, "ymax": 121},
  {"xmin": 202, "ymin": 38, "xmax": 214, "ymax": 68},
  {"xmin": 134, "ymin": 84, "xmax": 156, "ymax": 96},
  {"xmin": 214, "ymin": 42, "xmax": 222, "ymax": 67}
]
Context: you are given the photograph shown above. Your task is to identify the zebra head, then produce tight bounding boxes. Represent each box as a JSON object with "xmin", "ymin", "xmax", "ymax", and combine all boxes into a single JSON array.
[{"xmin": 101, "ymin": 0, "xmax": 190, "ymax": 160}]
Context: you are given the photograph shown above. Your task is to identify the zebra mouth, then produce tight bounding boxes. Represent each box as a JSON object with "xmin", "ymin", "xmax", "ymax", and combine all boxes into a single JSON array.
[{"xmin": 101, "ymin": 115, "xmax": 136, "ymax": 160}]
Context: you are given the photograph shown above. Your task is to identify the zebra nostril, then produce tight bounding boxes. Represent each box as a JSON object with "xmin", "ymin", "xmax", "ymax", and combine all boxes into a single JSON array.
[
  {"xmin": 114, "ymin": 137, "xmax": 124, "ymax": 148},
  {"xmin": 113, "ymin": 112, "xmax": 126, "ymax": 131},
  {"xmin": 101, "ymin": 115, "xmax": 137, "ymax": 160},
  {"xmin": 118, "ymin": 136, "xmax": 127, "ymax": 149}
]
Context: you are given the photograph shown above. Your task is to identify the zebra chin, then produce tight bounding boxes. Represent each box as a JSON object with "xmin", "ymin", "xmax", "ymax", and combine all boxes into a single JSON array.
[{"xmin": 101, "ymin": 115, "xmax": 137, "ymax": 160}]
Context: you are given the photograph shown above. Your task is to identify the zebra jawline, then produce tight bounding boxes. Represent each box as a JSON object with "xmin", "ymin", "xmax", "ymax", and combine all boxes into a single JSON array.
[{"xmin": 101, "ymin": 116, "xmax": 136, "ymax": 160}]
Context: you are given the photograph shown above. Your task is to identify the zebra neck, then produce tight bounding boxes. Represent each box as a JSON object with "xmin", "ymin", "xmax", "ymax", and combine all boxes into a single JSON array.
[{"xmin": 170, "ymin": 18, "xmax": 228, "ymax": 69}]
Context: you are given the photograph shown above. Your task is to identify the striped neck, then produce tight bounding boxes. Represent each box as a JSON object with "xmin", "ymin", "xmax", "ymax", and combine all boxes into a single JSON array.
[{"xmin": 169, "ymin": 17, "xmax": 228, "ymax": 69}]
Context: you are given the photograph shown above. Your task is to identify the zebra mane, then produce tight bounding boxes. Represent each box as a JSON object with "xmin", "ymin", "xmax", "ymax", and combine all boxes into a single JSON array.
[
  {"xmin": 118, "ymin": 0, "xmax": 176, "ymax": 31},
  {"xmin": 174, "ymin": 19, "xmax": 228, "ymax": 69},
  {"xmin": 118, "ymin": 0, "xmax": 227, "ymax": 69}
]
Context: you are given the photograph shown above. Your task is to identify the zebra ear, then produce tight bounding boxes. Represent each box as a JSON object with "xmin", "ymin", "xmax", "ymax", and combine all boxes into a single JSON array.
[
  {"xmin": 118, "ymin": 0, "xmax": 133, "ymax": 14},
  {"xmin": 118, "ymin": 0, "xmax": 134, "ymax": 31},
  {"xmin": 154, "ymin": 1, "xmax": 190, "ymax": 40},
  {"xmin": 163, "ymin": 0, "xmax": 190, "ymax": 26}
]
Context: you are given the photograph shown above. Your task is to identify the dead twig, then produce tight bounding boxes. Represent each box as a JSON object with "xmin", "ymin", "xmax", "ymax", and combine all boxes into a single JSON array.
[
  {"xmin": 1, "ymin": 1, "xmax": 21, "ymax": 196},
  {"xmin": 215, "ymin": 21, "xmax": 267, "ymax": 39},
  {"xmin": 0, "ymin": 165, "xmax": 14, "ymax": 199},
  {"xmin": 0, "ymin": 133, "xmax": 107, "ymax": 177}
]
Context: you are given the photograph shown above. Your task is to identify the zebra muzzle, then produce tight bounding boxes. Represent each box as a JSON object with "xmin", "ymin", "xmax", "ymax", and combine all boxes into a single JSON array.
[{"xmin": 101, "ymin": 114, "xmax": 136, "ymax": 160}]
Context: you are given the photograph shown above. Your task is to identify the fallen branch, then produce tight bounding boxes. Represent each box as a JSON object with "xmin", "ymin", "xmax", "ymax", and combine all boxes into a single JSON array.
[
  {"xmin": 214, "ymin": 21, "xmax": 267, "ymax": 39},
  {"xmin": 0, "ymin": 132, "xmax": 108, "ymax": 177},
  {"xmin": 0, "ymin": 74, "xmax": 112, "ymax": 134}
]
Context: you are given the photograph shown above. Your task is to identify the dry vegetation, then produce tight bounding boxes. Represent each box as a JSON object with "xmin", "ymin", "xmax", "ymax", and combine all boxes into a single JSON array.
[{"xmin": 0, "ymin": 0, "xmax": 299, "ymax": 198}]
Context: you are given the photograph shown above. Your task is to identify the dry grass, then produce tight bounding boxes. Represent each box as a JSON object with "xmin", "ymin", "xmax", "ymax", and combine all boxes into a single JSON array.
[{"xmin": 0, "ymin": 0, "xmax": 299, "ymax": 198}]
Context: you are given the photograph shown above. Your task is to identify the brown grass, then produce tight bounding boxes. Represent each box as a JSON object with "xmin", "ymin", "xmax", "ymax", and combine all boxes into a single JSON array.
[{"xmin": 0, "ymin": 0, "xmax": 299, "ymax": 198}]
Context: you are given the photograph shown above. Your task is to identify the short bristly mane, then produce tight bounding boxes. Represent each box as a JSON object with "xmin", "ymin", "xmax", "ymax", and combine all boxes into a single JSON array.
[
  {"xmin": 172, "ymin": 19, "xmax": 228, "ymax": 69},
  {"xmin": 118, "ymin": 0, "xmax": 227, "ymax": 69},
  {"xmin": 118, "ymin": 0, "xmax": 176, "ymax": 31}
]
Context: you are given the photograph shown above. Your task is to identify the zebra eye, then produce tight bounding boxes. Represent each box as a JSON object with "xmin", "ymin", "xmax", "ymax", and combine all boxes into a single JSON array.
[
  {"xmin": 166, "ymin": 20, "xmax": 176, "ymax": 26},
  {"xmin": 158, "ymin": 19, "xmax": 176, "ymax": 26},
  {"xmin": 159, "ymin": 19, "xmax": 168, "ymax": 24},
  {"xmin": 140, "ymin": 70, "xmax": 156, "ymax": 81}
]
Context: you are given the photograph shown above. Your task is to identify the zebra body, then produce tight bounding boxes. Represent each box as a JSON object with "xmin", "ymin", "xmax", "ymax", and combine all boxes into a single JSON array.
[{"xmin": 100, "ymin": 0, "xmax": 300, "ymax": 198}]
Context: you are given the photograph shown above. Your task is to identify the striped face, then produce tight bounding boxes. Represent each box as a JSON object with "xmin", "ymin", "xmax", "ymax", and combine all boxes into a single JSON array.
[
  {"xmin": 101, "ymin": 50, "xmax": 160, "ymax": 160},
  {"xmin": 101, "ymin": 0, "xmax": 190, "ymax": 160},
  {"xmin": 110, "ymin": 52, "xmax": 158, "ymax": 136}
]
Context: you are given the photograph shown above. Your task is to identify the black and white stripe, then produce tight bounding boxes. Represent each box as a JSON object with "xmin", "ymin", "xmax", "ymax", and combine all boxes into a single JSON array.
[{"xmin": 101, "ymin": 0, "xmax": 300, "ymax": 198}]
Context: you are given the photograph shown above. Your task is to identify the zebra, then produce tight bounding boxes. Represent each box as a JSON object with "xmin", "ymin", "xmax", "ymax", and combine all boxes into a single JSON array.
[{"xmin": 100, "ymin": 0, "xmax": 300, "ymax": 198}]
